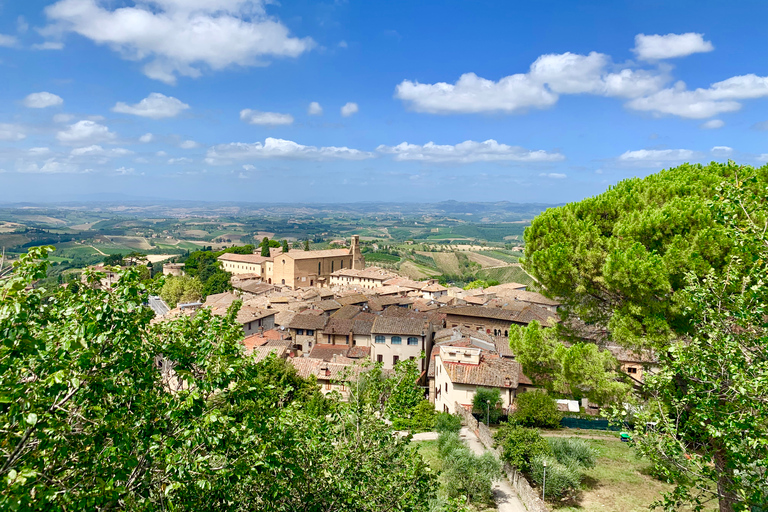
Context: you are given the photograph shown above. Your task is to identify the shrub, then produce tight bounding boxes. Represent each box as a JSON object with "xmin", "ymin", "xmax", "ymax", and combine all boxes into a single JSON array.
[
  {"xmin": 473, "ymin": 387, "xmax": 503, "ymax": 424},
  {"xmin": 438, "ymin": 432, "xmax": 465, "ymax": 459},
  {"xmin": 512, "ymin": 391, "xmax": 562, "ymax": 428},
  {"xmin": 438, "ymin": 433, "xmax": 501, "ymax": 505},
  {"xmin": 435, "ymin": 413, "xmax": 462, "ymax": 434},
  {"xmin": 548, "ymin": 437, "xmax": 596, "ymax": 469},
  {"xmin": 530, "ymin": 455, "xmax": 581, "ymax": 500},
  {"xmin": 496, "ymin": 425, "xmax": 551, "ymax": 472},
  {"xmin": 410, "ymin": 400, "xmax": 437, "ymax": 432}
]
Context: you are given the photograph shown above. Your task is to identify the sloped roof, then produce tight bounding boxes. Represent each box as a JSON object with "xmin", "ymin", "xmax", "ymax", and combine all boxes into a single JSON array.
[
  {"xmin": 442, "ymin": 355, "xmax": 521, "ymax": 388},
  {"xmin": 315, "ymin": 299, "xmax": 342, "ymax": 311},
  {"xmin": 323, "ymin": 318, "xmax": 354, "ymax": 335},
  {"xmin": 371, "ymin": 316, "xmax": 428, "ymax": 336},
  {"xmin": 441, "ymin": 305, "xmax": 518, "ymax": 322},
  {"xmin": 283, "ymin": 248, "xmax": 351, "ymax": 260},
  {"xmin": 289, "ymin": 357, "xmax": 369, "ymax": 381},
  {"xmin": 335, "ymin": 293, "xmax": 368, "ymax": 306},
  {"xmin": 217, "ymin": 253, "xmax": 268, "ymax": 263},
  {"xmin": 347, "ymin": 345, "xmax": 371, "ymax": 359},
  {"xmin": 250, "ymin": 345, "xmax": 287, "ymax": 363},
  {"xmin": 287, "ymin": 313, "xmax": 327, "ymax": 331},
  {"xmin": 331, "ymin": 304, "xmax": 363, "ymax": 320},
  {"xmin": 309, "ymin": 344, "xmax": 350, "ymax": 362},
  {"xmin": 514, "ymin": 305, "xmax": 559, "ymax": 328}
]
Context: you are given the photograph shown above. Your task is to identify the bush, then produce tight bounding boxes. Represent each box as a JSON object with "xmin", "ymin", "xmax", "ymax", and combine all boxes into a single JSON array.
[
  {"xmin": 435, "ymin": 413, "xmax": 462, "ymax": 434},
  {"xmin": 410, "ymin": 400, "xmax": 437, "ymax": 432},
  {"xmin": 472, "ymin": 387, "xmax": 503, "ymax": 425},
  {"xmin": 548, "ymin": 437, "xmax": 596, "ymax": 469},
  {"xmin": 512, "ymin": 392, "xmax": 562, "ymax": 429},
  {"xmin": 438, "ymin": 433, "xmax": 501, "ymax": 505},
  {"xmin": 495, "ymin": 425, "xmax": 551, "ymax": 472},
  {"xmin": 530, "ymin": 455, "xmax": 581, "ymax": 500}
]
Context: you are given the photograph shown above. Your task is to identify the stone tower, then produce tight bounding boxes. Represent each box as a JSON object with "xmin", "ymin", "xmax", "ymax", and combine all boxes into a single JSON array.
[{"xmin": 350, "ymin": 235, "xmax": 365, "ymax": 270}]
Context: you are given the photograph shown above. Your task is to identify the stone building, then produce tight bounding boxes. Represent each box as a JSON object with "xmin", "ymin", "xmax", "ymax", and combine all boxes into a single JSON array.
[{"xmin": 217, "ymin": 235, "xmax": 365, "ymax": 289}]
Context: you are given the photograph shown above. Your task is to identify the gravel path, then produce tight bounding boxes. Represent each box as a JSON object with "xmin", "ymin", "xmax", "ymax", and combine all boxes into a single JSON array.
[{"xmin": 460, "ymin": 427, "xmax": 527, "ymax": 512}]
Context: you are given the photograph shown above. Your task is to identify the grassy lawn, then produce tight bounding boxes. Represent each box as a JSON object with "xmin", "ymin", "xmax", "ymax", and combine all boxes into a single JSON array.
[
  {"xmin": 416, "ymin": 440, "xmax": 442, "ymax": 472},
  {"xmin": 554, "ymin": 438, "xmax": 717, "ymax": 512}
]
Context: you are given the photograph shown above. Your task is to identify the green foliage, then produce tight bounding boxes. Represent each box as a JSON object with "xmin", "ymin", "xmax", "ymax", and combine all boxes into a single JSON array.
[
  {"xmin": 435, "ymin": 413, "xmax": 462, "ymax": 434},
  {"xmin": 103, "ymin": 252, "xmax": 123, "ymax": 265},
  {"xmin": 462, "ymin": 279, "xmax": 498, "ymax": 290},
  {"xmin": 495, "ymin": 425, "xmax": 552, "ymax": 472},
  {"xmin": 260, "ymin": 237, "xmax": 270, "ymax": 256},
  {"xmin": 509, "ymin": 321, "xmax": 631, "ymax": 405},
  {"xmin": 182, "ymin": 248, "xmax": 232, "ymax": 298},
  {"xmin": 0, "ymin": 248, "xmax": 436, "ymax": 511},
  {"xmin": 524, "ymin": 161, "xmax": 768, "ymax": 348},
  {"xmin": 437, "ymin": 433, "xmax": 501, "ymax": 506},
  {"xmin": 408, "ymin": 400, "xmax": 437, "ymax": 432},
  {"xmin": 629, "ymin": 171, "xmax": 768, "ymax": 512},
  {"xmin": 472, "ymin": 387, "xmax": 502, "ymax": 424},
  {"xmin": 303, "ymin": 239, "xmax": 310, "ymax": 251},
  {"xmin": 511, "ymin": 391, "xmax": 562, "ymax": 428},
  {"xmin": 219, "ymin": 244, "xmax": 255, "ymax": 255},
  {"xmin": 160, "ymin": 275, "xmax": 203, "ymax": 307},
  {"xmin": 281, "ymin": 239, "xmax": 289, "ymax": 253},
  {"xmin": 548, "ymin": 437, "xmax": 597, "ymax": 469},
  {"xmin": 530, "ymin": 455, "xmax": 582, "ymax": 500}
]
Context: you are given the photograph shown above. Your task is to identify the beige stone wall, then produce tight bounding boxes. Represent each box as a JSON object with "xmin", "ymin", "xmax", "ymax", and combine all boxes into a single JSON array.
[
  {"xmin": 371, "ymin": 334, "xmax": 428, "ymax": 371},
  {"xmin": 434, "ymin": 357, "xmax": 515, "ymax": 413},
  {"xmin": 445, "ymin": 314, "xmax": 514, "ymax": 337}
]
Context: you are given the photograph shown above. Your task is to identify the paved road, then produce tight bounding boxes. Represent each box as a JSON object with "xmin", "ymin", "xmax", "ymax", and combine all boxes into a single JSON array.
[
  {"xmin": 409, "ymin": 431, "xmax": 440, "ymax": 441},
  {"xmin": 460, "ymin": 427, "xmax": 527, "ymax": 512}
]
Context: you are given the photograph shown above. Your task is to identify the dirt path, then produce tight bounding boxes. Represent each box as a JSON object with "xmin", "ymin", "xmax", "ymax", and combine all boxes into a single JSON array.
[
  {"xmin": 89, "ymin": 245, "xmax": 107, "ymax": 256},
  {"xmin": 460, "ymin": 427, "xmax": 527, "ymax": 512}
]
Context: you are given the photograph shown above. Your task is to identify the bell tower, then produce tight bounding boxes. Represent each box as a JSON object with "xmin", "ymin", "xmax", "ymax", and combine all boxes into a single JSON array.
[{"xmin": 350, "ymin": 235, "xmax": 365, "ymax": 270}]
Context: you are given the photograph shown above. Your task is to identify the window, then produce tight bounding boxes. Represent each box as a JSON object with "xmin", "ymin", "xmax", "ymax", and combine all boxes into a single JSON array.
[
  {"xmin": 318, "ymin": 262, "xmax": 321, "ymax": 274},
  {"xmin": 340, "ymin": 260, "xmax": 344, "ymax": 269},
  {"xmin": 393, "ymin": 355, "xmax": 399, "ymax": 365},
  {"xmin": 375, "ymin": 335, "xmax": 385, "ymax": 344},
  {"xmin": 331, "ymin": 261, "xmax": 334, "ymax": 272},
  {"xmin": 297, "ymin": 329, "xmax": 304, "ymax": 335},
  {"xmin": 377, "ymin": 354, "xmax": 383, "ymax": 363},
  {"xmin": 407, "ymin": 337, "xmax": 418, "ymax": 346},
  {"xmin": 281, "ymin": 279, "xmax": 285, "ymax": 285},
  {"xmin": 307, "ymin": 329, "xmax": 314, "ymax": 336},
  {"xmin": 627, "ymin": 367, "xmax": 638, "ymax": 374},
  {"xmin": 391, "ymin": 336, "xmax": 402, "ymax": 345},
  {"xmin": 326, "ymin": 382, "xmax": 331, "ymax": 390}
]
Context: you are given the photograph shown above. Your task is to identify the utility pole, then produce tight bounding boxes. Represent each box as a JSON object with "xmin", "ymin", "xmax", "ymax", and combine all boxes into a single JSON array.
[
  {"xmin": 542, "ymin": 459, "xmax": 547, "ymax": 501},
  {"xmin": 486, "ymin": 399, "xmax": 490, "ymax": 427}
]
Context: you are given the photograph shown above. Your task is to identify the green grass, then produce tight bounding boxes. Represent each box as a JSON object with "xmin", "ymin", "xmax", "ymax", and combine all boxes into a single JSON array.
[
  {"xmin": 475, "ymin": 265, "xmax": 535, "ymax": 286},
  {"xmin": 364, "ymin": 252, "xmax": 401, "ymax": 263},
  {"xmin": 483, "ymin": 250, "xmax": 520, "ymax": 264},
  {"xmin": 554, "ymin": 438, "xmax": 717, "ymax": 512},
  {"xmin": 416, "ymin": 440, "xmax": 442, "ymax": 471}
]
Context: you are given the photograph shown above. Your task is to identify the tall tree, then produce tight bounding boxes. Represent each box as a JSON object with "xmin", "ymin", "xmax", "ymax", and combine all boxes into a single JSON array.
[
  {"xmin": 303, "ymin": 240, "xmax": 310, "ymax": 251},
  {"xmin": 281, "ymin": 239, "xmax": 289, "ymax": 253},
  {"xmin": 260, "ymin": 237, "xmax": 270, "ymax": 257},
  {"xmin": 524, "ymin": 162, "xmax": 767, "ymax": 349},
  {"xmin": 631, "ymin": 174, "xmax": 768, "ymax": 512}
]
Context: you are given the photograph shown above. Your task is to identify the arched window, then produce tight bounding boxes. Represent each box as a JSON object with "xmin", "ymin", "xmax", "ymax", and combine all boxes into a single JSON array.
[
  {"xmin": 407, "ymin": 337, "xmax": 418, "ymax": 346},
  {"xmin": 375, "ymin": 335, "xmax": 385, "ymax": 344},
  {"xmin": 281, "ymin": 279, "xmax": 285, "ymax": 285},
  {"xmin": 391, "ymin": 336, "xmax": 402, "ymax": 345}
]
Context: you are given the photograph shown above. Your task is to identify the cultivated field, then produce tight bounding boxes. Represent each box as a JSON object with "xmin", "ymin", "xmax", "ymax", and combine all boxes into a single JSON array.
[{"xmin": 465, "ymin": 252, "xmax": 508, "ymax": 268}]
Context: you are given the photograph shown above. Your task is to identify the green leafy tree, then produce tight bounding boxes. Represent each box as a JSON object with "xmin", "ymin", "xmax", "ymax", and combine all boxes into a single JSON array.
[
  {"xmin": 472, "ymin": 387, "xmax": 502, "ymax": 424},
  {"xmin": 523, "ymin": 162, "xmax": 768, "ymax": 349},
  {"xmin": 494, "ymin": 425, "xmax": 551, "ymax": 472},
  {"xmin": 511, "ymin": 391, "xmax": 562, "ymax": 428},
  {"xmin": 160, "ymin": 275, "xmax": 204, "ymax": 307},
  {"xmin": 437, "ymin": 433, "xmax": 500, "ymax": 506},
  {"xmin": 260, "ymin": 237, "xmax": 270, "ymax": 257},
  {"xmin": 0, "ymin": 248, "xmax": 437, "ymax": 512},
  {"xmin": 435, "ymin": 413, "xmax": 462, "ymax": 434},
  {"xmin": 103, "ymin": 252, "xmax": 123, "ymax": 266},
  {"xmin": 304, "ymin": 240, "xmax": 310, "ymax": 251},
  {"xmin": 281, "ymin": 239, "xmax": 289, "ymax": 253},
  {"xmin": 509, "ymin": 321, "xmax": 631, "ymax": 405},
  {"xmin": 630, "ymin": 174, "xmax": 768, "ymax": 512}
]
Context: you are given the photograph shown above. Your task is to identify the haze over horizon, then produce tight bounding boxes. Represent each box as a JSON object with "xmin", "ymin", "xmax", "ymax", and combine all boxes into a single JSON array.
[{"xmin": 1, "ymin": 0, "xmax": 767, "ymax": 204}]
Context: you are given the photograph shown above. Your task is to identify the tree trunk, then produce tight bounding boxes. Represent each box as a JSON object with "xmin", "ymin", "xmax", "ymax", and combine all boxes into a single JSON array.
[{"xmin": 713, "ymin": 440, "xmax": 737, "ymax": 512}]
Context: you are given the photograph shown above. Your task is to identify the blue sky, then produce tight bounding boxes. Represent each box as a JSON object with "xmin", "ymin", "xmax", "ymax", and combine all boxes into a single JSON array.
[{"xmin": 1, "ymin": 0, "xmax": 767, "ymax": 204}]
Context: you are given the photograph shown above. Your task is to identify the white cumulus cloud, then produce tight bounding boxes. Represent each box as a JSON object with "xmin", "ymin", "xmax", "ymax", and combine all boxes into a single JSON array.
[
  {"xmin": 56, "ymin": 120, "xmax": 116, "ymax": 145},
  {"xmin": 240, "ymin": 109, "xmax": 294, "ymax": 125},
  {"xmin": 701, "ymin": 119, "xmax": 724, "ymax": 129},
  {"xmin": 139, "ymin": 133, "xmax": 154, "ymax": 143},
  {"xmin": 70, "ymin": 145, "xmax": 132, "ymax": 157},
  {"xmin": 539, "ymin": 172, "xmax": 567, "ymax": 179},
  {"xmin": 626, "ymin": 74, "xmax": 768, "ymax": 119},
  {"xmin": 113, "ymin": 93, "xmax": 190, "ymax": 119},
  {"xmin": 180, "ymin": 140, "xmax": 199, "ymax": 149},
  {"xmin": 395, "ymin": 51, "xmax": 666, "ymax": 114},
  {"xmin": 43, "ymin": 0, "xmax": 314, "ymax": 84},
  {"xmin": 618, "ymin": 148, "xmax": 698, "ymax": 167},
  {"xmin": 23, "ymin": 92, "xmax": 64, "ymax": 108},
  {"xmin": 633, "ymin": 33, "xmax": 714, "ymax": 60},
  {"xmin": 376, "ymin": 139, "xmax": 565, "ymax": 163},
  {"xmin": 341, "ymin": 102, "xmax": 359, "ymax": 117},
  {"xmin": 0, "ymin": 124, "xmax": 26, "ymax": 141},
  {"xmin": 308, "ymin": 101, "xmax": 323, "ymax": 115},
  {"xmin": 0, "ymin": 34, "xmax": 18, "ymax": 47},
  {"xmin": 711, "ymin": 146, "xmax": 733, "ymax": 156},
  {"xmin": 205, "ymin": 137, "xmax": 374, "ymax": 164}
]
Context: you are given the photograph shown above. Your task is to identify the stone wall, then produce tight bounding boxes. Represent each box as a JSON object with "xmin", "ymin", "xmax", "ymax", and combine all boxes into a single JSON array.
[{"xmin": 455, "ymin": 402, "xmax": 550, "ymax": 512}]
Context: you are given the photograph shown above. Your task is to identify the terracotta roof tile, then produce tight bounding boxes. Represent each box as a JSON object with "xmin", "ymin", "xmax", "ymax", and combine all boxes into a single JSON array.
[{"xmin": 371, "ymin": 316, "xmax": 428, "ymax": 336}]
